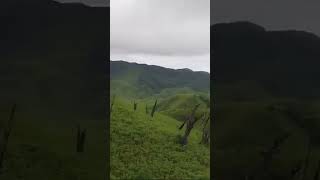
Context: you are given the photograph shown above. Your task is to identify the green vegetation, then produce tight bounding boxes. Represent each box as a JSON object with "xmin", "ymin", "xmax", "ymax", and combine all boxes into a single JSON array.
[
  {"xmin": 110, "ymin": 61, "xmax": 210, "ymax": 179},
  {"xmin": 157, "ymin": 93, "xmax": 209, "ymax": 121},
  {"xmin": 111, "ymin": 98, "xmax": 209, "ymax": 179}
]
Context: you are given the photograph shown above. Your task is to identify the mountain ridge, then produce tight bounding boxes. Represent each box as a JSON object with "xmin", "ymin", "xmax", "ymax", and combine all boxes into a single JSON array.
[
  {"xmin": 110, "ymin": 60, "xmax": 210, "ymax": 98},
  {"xmin": 110, "ymin": 60, "xmax": 210, "ymax": 74}
]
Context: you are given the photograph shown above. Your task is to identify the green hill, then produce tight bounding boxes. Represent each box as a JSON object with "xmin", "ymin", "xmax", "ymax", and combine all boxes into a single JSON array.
[
  {"xmin": 157, "ymin": 93, "xmax": 210, "ymax": 121},
  {"xmin": 110, "ymin": 61, "xmax": 210, "ymax": 179},
  {"xmin": 110, "ymin": 61, "xmax": 210, "ymax": 99},
  {"xmin": 110, "ymin": 60, "xmax": 210, "ymax": 121},
  {"xmin": 110, "ymin": 98, "xmax": 210, "ymax": 179}
]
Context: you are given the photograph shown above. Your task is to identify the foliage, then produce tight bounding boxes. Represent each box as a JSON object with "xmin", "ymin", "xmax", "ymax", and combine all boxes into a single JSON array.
[{"xmin": 110, "ymin": 98, "xmax": 210, "ymax": 179}]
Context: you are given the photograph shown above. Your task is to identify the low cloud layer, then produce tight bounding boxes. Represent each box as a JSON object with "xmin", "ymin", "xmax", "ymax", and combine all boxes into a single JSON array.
[{"xmin": 111, "ymin": 0, "xmax": 209, "ymax": 56}]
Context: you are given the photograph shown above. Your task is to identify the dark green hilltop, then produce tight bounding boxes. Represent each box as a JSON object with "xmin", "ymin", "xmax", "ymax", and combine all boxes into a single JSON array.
[
  {"xmin": 110, "ymin": 60, "xmax": 210, "ymax": 98},
  {"xmin": 110, "ymin": 60, "xmax": 210, "ymax": 121}
]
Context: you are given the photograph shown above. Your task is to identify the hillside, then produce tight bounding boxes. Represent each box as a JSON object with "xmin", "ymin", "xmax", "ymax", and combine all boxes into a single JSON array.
[
  {"xmin": 110, "ymin": 98, "xmax": 210, "ymax": 179},
  {"xmin": 110, "ymin": 61, "xmax": 210, "ymax": 179},
  {"xmin": 157, "ymin": 93, "xmax": 210, "ymax": 121},
  {"xmin": 110, "ymin": 61, "xmax": 210, "ymax": 98},
  {"xmin": 110, "ymin": 60, "xmax": 210, "ymax": 122}
]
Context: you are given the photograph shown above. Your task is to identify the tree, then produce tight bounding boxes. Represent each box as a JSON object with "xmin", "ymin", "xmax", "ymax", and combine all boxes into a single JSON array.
[
  {"xmin": 179, "ymin": 104, "xmax": 201, "ymax": 145},
  {"xmin": 200, "ymin": 114, "xmax": 210, "ymax": 145},
  {"xmin": 133, "ymin": 101, "xmax": 138, "ymax": 111},
  {"xmin": 151, "ymin": 99, "xmax": 158, "ymax": 118}
]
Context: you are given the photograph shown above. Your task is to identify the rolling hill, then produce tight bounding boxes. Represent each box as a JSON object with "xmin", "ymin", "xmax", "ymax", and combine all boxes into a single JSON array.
[
  {"xmin": 110, "ymin": 60, "xmax": 210, "ymax": 120},
  {"xmin": 157, "ymin": 93, "xmax": 210, "ymax": 121},
  {"xmin": 110, "ymin": 61, "xmax": 210, "ymax": 179},
  {"xmin": 110, "ymin": 61, "xmax": 210, "ymax": 98}
]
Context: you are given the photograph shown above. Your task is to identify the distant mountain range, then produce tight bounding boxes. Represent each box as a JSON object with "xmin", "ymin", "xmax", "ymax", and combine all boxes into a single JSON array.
[
  {"xmin": 212, "ymin": 21, "xmax": 320, "ymax": 99},
  {"xmin": 110, "ymin": 61, "xmax": 210, "ymax": 98}
]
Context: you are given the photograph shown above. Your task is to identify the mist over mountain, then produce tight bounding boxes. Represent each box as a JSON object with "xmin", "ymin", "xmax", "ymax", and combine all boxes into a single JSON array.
[{"xmin": 212, "ymin": 21, "xmax": 320, "ymax": 99}]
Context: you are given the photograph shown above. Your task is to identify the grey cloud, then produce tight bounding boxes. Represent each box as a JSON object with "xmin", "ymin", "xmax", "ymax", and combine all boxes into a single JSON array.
[
  {"xmin": 111, "ymin": 0, "xmax": 210, "ymax": 56},
  {"xmin": 57, "ymin": 0, "xmax": 210, "ymax": 72}
]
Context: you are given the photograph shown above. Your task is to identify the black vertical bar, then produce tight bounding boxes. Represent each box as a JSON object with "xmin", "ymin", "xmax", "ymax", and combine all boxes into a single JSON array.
[{"xmin": 106, "ymin": 6, "xmax": 110, "ymax": 180}]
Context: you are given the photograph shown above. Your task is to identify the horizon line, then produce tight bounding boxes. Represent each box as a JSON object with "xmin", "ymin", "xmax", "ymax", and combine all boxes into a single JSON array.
[{"xmin": 110, "ymin": 60, "xmax": 210, "ymax": 74}]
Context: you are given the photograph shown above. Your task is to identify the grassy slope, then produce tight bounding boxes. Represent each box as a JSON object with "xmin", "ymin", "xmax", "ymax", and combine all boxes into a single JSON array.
[
  {"xmin": 110, "ymin": 98, "xmax": 210, "ymax": 180},
  {"xmin": 156, "ymin": 93, "xmax": 210, "ymax": 121},
  {"xmin": 111, "ymin": 84, "xmax": 210, "ymax": 122}
]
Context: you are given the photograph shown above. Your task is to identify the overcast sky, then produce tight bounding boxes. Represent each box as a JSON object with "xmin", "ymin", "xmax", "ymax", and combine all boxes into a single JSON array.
[
  {"xmin": 111, "ymin": 0, "xmax": 210, "ymax": 72},
  {"xmin": 56, "ymin": 0, "xmax": 320, "ymax": 72},
  {"xmin": 212, "ymin": 0, "xmax": 320, "ymax": 36}
]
